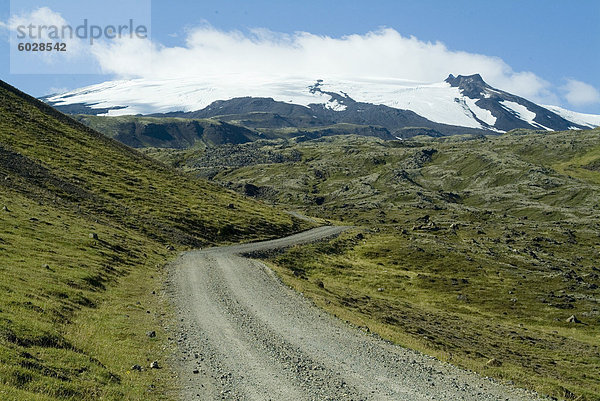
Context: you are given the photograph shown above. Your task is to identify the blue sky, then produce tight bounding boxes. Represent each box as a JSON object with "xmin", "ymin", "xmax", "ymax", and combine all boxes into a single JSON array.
[{"xmin": 1, "ymin": 0, "xmax": 599, "ymax": 113}]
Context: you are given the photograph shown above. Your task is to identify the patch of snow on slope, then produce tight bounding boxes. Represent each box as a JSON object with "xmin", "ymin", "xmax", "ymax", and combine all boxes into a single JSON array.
[
  {"xmin": 323, "ymin": 79, "xmax": 484, "ymax": 128},
  {"xmin": 542, "ymin": 105, "xmax": 600, "ymax": 128},
  {"xmin": 500, "ymin": 100, "xmax": 552, "ymax": 131},
  {"xmin": 500, "ymin": 100, "xmax": 537, "ymax": 123},
  {"xmin": 463, "ymin": 97, "xmax": 496, "ymax": 126},
  {"xmin": 324, "ymin": 98, "xmax": 347, "ymax": 111},
  {"xmin": 530, "ymin": 122, "xmax": 553, "ymax": 131}
]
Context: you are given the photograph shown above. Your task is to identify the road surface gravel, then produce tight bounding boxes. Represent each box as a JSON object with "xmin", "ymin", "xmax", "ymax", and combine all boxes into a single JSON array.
[{"xmin": 169, "ymin": 226, "xmax": 542, "ymax": 400}]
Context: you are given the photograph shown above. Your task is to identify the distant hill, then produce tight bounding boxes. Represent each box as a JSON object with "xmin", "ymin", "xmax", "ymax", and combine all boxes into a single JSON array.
[{"xmin": 74, "ymin": 115, "xmax": 260, "ymax": 148}]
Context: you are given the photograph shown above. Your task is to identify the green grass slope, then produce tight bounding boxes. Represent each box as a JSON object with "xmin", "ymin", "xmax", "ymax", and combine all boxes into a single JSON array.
[
  {"xmin": 75, "ymin": 115, "xmax": 261, "ymax": 149},
  {"xmin": 0, "ymin": 80, "xmax": 309, "ymax": 400},
  {"xmin": 161, "ymin": 130, "xmax": 600, "ymax": 400},
  {"xmin": 75, "ymin": 114, "xmax": 404, "ymax": 149}
]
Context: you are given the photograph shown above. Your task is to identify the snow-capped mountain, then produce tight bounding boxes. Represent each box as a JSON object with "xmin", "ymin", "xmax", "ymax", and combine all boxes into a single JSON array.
[
  {"xmin": 444, "ymin": 74, "xmax": 592, "ymax": 132},
  {"xmin": 42, "ymin": 74, "xmax": 599, "ymax": 135}
]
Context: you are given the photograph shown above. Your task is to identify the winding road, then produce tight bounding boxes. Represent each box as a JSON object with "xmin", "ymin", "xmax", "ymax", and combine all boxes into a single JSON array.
[{"xmin": 170, "ymin": 226, "xmax": 540, "ymax": 400}]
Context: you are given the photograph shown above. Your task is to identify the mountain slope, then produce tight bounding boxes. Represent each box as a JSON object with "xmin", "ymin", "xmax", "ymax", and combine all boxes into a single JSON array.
[
  {"xmin": 0, "ymin": 80, "xmax": 308, "ymax": 400},
  {"xmin": 73, "ymin": 115, "xmax": 260, "ymax": 148},
  {"xmin": 445, "ymin": 74, "xmax": 582, "ymax": 131},
  {"xmin": 42, "ymin": 74, "xmax": 599, "ymax": 135},
  {"xmin": 542, "ymin": 104, "xmax": 600, "ymax": 128}
]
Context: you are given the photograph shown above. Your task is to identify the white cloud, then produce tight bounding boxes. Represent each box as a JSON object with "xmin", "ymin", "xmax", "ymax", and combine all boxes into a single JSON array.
[
  {"xmin": 562, "ymin": 79, "xmax": 600, "ymax": 107},
  {"xmin": 47, "ymin": 86, "xmax": 70, "ymax": 95},
  {"xmin": 91, "ymin": 26, "xmax": 562, "ymax": 104},
  {"xmin": 1, "ymin": 7, "xmax": 87, "ymax": 59},
  {"xmin": 1, "ymin": 6, "xmax": 151, "ymax": 74},
  {"xmin": 3, "ymin": 17, "xmax": 597, "ymax": 111},
  {"xmin": 90, "ymin": 36, "xmax": 153, "ymax": 76}
]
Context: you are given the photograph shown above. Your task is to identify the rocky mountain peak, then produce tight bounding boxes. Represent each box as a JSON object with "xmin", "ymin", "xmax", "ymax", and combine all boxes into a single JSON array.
[
  {"xmin": 445, "ymin": 73, "xmax": 488, "ymax": 89},
  {"xmin": 445, "ymin": 74, "xmax": 493, "ymax": 99}
]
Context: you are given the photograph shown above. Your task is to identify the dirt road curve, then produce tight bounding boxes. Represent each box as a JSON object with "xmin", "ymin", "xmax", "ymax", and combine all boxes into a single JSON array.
[{"xmin": 170, "ymin": 226, "xmax": 541, "ymax": 400}]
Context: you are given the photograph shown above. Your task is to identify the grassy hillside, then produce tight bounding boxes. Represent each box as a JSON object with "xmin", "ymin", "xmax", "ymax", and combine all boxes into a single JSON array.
[
  {"xmin": 75, "ymin": 114, "xmax": 404, "ymax": 149},
  {"xmin": 0, "ymin": 80, "xmax": 309, "ymax": 400},
  {"xmin": 74, "ymin": 115, "xmax": 260, "ymax": 149},
  {"xmin": 158, "ymin": 130, "xmax": 600, "ymax": 400}
]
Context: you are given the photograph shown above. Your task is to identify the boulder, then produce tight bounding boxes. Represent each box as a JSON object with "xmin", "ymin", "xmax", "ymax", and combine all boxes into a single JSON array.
[
  {"xmin": 486, "ymin": 358, "xmax": 502, "ymax": 367},
  {"xmin": 566, "ymin": 315, "xmax": 580, "ymax": 324}
]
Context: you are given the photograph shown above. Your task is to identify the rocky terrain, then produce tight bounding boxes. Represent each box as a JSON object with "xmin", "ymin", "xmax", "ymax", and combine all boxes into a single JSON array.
[{"xmin": 150, "ymin": 128, "xmax": 600, "ymax": 400}]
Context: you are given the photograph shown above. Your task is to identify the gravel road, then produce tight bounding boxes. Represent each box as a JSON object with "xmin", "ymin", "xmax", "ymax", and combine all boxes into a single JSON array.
[{"xmin": 170, "ymin": 226, "xmax": 541, "ymax": 400}]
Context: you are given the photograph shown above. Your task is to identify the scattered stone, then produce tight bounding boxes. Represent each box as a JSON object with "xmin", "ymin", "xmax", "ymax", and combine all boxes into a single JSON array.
[
  {"xmin": 2, "ymin": 206, "xmax": 9, "ymax": 212},
  {"xmin": 316, "ymin": 280, "xmax": 325, "ymax": 289},
  {"xmin": 486, "ymin": 358, "xmax": 502, "ymax": 367},
  {"xmin": 377, "ymin": 287, "xmax": 384, "ymax": 292},
  {"xmin": 146, "ymin": 330, "xmax": 156, "ymax": 338},
  {"xmin": 131, "ymin": 364, "xmax": 142, "ymax": 371},
  {"xmin": 566, "ymin": 315, "xmax": 581, "ymax": 324},
  {"xmin": 166, "ymin": 245, "xmax": 175, "ymax": 251},
  {"xmin": 456, "ymin": 294, "xmax": 468, "ymax": 301},
  {"xmin": 227, "ymin": 203, "xmax": 235, "ymax": 209},
  {"xmin": 560, "ymin": 387, "xmax": 576, "ymax": 399},
  {"xmin": 193, "ymin": 369, "xmax": 199, "ymax": 374},
  {"xmin": 150, "ymin": 361, "xmax": 160, "ymax": 369},
  {"xmin": 412, "ymin": 220, "xmax": 439, "ymax": 232},
  {"xmin": 416, "ymin": 215, "xmax": 430, "ymax": 223},
  {"xmin": 42, "ymin": 263, "xmax": 50, "ymax": 269},
  {"xmin": 89, "ymin": 233, "xmax": 98, "ymax": 240}
]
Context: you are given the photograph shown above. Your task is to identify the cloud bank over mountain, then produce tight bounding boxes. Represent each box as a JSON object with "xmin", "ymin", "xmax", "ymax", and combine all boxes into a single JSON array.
[
  {"xmin": 562, "ymin": 79, "xmax": 600, "ymax": 107},
  {"xmin": 90, "ymin": 25, "xmax": 597, "ymax": 110},
  {"xmin": 2, "ymin": 7, "xmax": 598, "ymax": 111}
]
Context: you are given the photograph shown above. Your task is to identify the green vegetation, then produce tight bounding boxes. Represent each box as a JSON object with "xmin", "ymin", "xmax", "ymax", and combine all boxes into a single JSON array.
[
  {"xmin": 75, "ymin": 114, "xmax": 259, "ymax": 149},
  {"xmin": 76, "ymin": 113, "xmax": 402, "ymax": 150},
  {"xmin": 157, "ymin": 129, "xmax": 600, "ymax": 400},
  {"xmin": 0, "ymin": 81, "xmax": 309, "ymax": 400}
]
